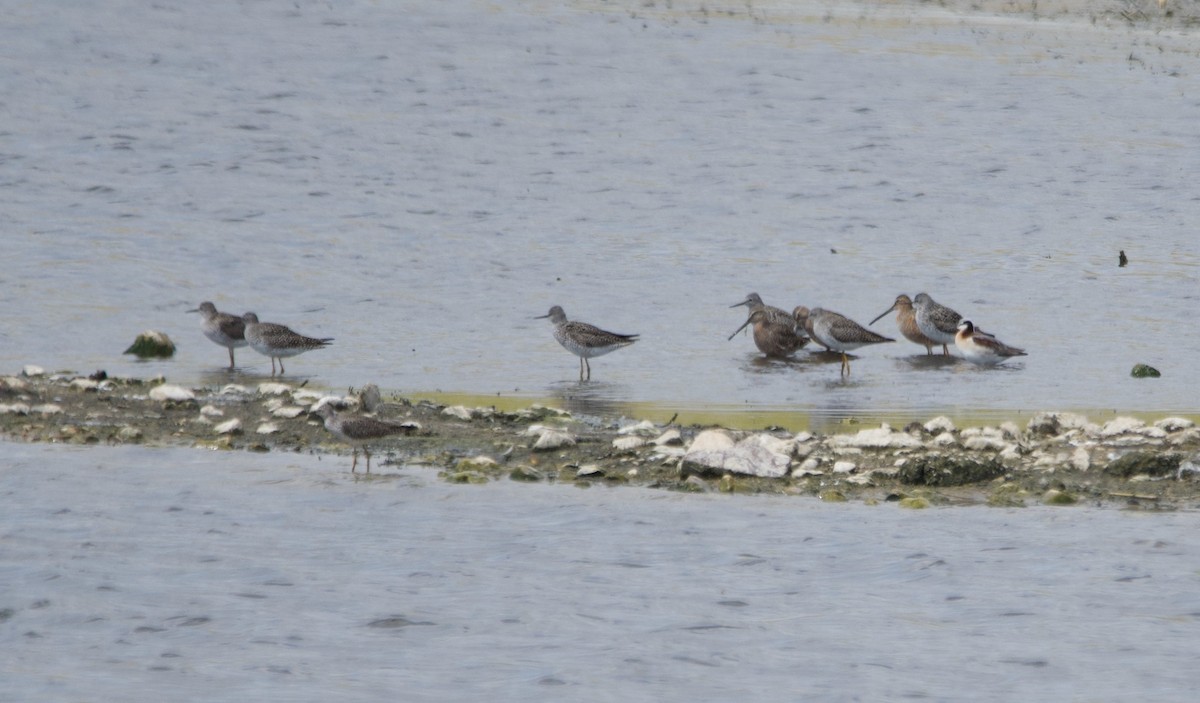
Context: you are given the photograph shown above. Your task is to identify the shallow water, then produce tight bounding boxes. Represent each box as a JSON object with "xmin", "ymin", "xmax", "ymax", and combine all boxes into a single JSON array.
[
  {"xmin": 2, "ymin": 0, "xmax": 1198, "ymax": 426},
  {"xmin": 1, "ymin": 441, "xmax": 1198, "ymax": 701}
]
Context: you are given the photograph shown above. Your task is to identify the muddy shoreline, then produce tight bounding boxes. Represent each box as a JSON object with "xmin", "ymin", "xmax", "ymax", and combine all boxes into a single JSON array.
[{"xmin": 3, "ymin": 369, "xmax": 1198, "ymax": 509}]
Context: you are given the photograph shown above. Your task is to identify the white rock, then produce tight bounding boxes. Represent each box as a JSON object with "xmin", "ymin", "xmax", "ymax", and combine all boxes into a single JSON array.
[
  {"xmin": 292, "ymin": 389, "xmax": 327, "ymax": 404},
  {"xmin": 220, "ymin": 384, "xmax": 251, "ymax": 395},
  {"xmin": 256, "ymin": 382, "xmax": 292, "ymax": 396},
  {"xmin": 1168, "ymin": 428, "xmax": 1200, "ymax": 446},
  {"xmin": 255, "ymin": 422, "xmax": 280, "ymax": 435},
  {"xmin": 199, "ymin": 405, "xmax": 224, "ymax": 418},
  {"xmin": 652, "ymin": 429, "xmax": 683, "ymax": 446},
  {"xmin": 1071, "ymin": 447, "xmax": 1090, "ymax": 471},
  {"xmin": 69, "ymin": 378, "xmax": 99, "ymax": 391},
  {"xmin": 999, "ymin": 422, "xmax": 1021, "ymax": 439},
  {"xmin": 832, "ymin": 461, "xmax": 857, "ymax": 474},
  {"xmin": 272, "ymin": 406, "xmax": 307, "ymax": 419},
  {"xmin": 932, "ymin": 433, "xmax": 959, "ymax": 448},
  {"xmin": 617, "ymin": 420, "xmax": 658, "ymax": 436},
  {"xmin": 998, "ymin": 444, "xmax": 1022, "ymax": 462},
  {"xmin": 31, "ymin": 404, "xmax": 63, "ymax": 415},
  {"xmin": 828, "ymin": 426, "xmax": 923, "ymax": 450},
  {"xmin": 1101, "ymin": 416, "xmax": 1146, "ymax": 437},
  {"xmin": 964, "ymin": 436, "xmax": 1008, "ymax": 451},
  {"xmin": 612, "ymin": 436, "xmax": 646, "ymax": 451},
  {"xmin": 149, "ymin": 384, "xmax": 195, "ymax": 402},
  {"xmin": 443, "ymin": 405, "xmax": 473, "ymax": 421},
  {"xmin": 792, "ymin": 457, "xmax": 823, "ymax": 477},
  {"xmin": 741, "ymin": 433, "xmax": 796, "ymax": 457},
  {"xmin": 0, "ymin": 403, "xmax": 31, "ymax": 415},
  {"xmin": 21, "ymin": 365, "xmax": 45, "ymax": 377},
  {"xmin": 1155, "ymin": 417, "xmax": 1195, "ymax": 432},
  {"xmin": 533, "ymin": 428, "xmax": 575, "ymax": 451},
  {"xmin": 682, "ymin": 430, "xmax": 790, "ymax": 478},
  {"xmin": 792, "ymin": 431, "xmax": 814, "ymax": 443},
  {"xmin": 843, "ymin": 472, "xmax": 873, "ymax": 485},
  {"xmin": 686, "ymin": 429, "xmax": 736, "ymax": 453},
  {"xmin": 924, "ymin": 416, "xmax": 956, "ymax": 435},
  {"xmin": 263, "ymin": 397, "xmax": 286, "ymax": 412},
  {"xmin": 213, "ymin": 418, "xmax": 242, "ymax": 435}
]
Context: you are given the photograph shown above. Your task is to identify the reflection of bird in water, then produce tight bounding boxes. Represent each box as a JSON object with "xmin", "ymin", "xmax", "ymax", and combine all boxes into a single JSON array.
[
  {"xmin": 912, "ymin": 293, "xmax": 963, "ymax": 356},
  {"xmin": 727, "ymin": 299, "xmax": 808, "ymax": 359},
  {"xmin": 869, "ymin": 294, "xmax": 938, "ymax": 356},
  {"xmin": 537, "ymin": 305, "xmax": 638, "ymax": 381},
  {"xmin": 954, "ymin": 320, "xmax": 1027, "ymax": 366},
  {"xmin": 793, "ymin": 307, "xmax": 894, "ymax": 375},
  {"xmin": 1119, "ymin": 250, "xmax": 1128, "ymax": 267}
]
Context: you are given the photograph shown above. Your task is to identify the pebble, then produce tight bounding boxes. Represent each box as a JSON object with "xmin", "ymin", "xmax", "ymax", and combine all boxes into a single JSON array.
[
  {"xmin": 21, "ymin": 365, "xmax": 45, "ymax": 377},
  {"xmin": 443, "ymin": 405, "xmax": 474, "ymax": 421},
  {"xmin": 532, "ymin": 428, "xmax": 575, "ymax": 451},
  {"xmin": 213, "ymin": 418, "xmax": 242, "ymax": 435},
  {"xmin": 255, "ymin": 422, "xmax": 279, "ymax": 435},
  {"xmin": 617, "ymin": 420, "xmax": 658, "ymax": 436},
  {"xmin": 31, "ymin": 404, "xmax": 63, "ymax": 415},
  {"xmin": 612, "ymin": 436, "xmax": 646, "ymax": 451},
  {"xmin": 272, "ymin": 406, "xmax": 307, "ymax": 419},
  {"xmin": 148, "ymin": 384, "xmax": 195, "ymax": 402},
  {"xmin": 256, "ymin": 383, "xmax": 292, "ymax": 396}
]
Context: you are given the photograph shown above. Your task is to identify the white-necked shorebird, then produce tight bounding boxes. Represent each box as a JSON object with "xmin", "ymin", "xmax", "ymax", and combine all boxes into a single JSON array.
[
  {"xmin": 315, "ymin": 403, "xmax": 412, "ymax": 472},
  {"xmin": 913, "ymin": 292, "xmax": 963, "ymax": 356},
  {"xmin": 794, "ymin": 306, "xmax": 894, "ymax": 375},
  {"xmin": 728, "ymin": 293, "xmax": 808, "ymax": 357},
  {"xmin": 188, "ymin": 301, "xmax": 247, "ymax": 369},
  {"xmin": 537, "ymin": 305, "xmax": 638, "ymax": 381},
  {"xmin": 242, "ymin": 312, "xmax": 333, "ymax": 376},
  {"xmin": 869, "ymin": 294, "xmax": 938, "ymax": 356},
  {"xmin": 954, "ymin": 320, "xmax": 1027, "ymax": 365}
]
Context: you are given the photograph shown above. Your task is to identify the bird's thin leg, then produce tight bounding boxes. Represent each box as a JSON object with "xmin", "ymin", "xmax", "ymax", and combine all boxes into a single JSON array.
[
  {"xmin": 584, "ymin": 358, "xmax": 591, "ymax": 380},
  {"xmin": 351, "ymin": 448, "xmax": 358, "ymax": 473},
  {"xmin": 941, "ymin": 344, "xmax": 950, "ymax": 356},
  {"xmin": 228, "ymin": 348, "xmax": 236, "ymax": 369},
  {"xmin": 364, "ymin": 448, "xmax": 372, "ymax": 473},
  {"xmin": 841, "ymin": 353, "xmax": 850, "ymax": 376},
  {"xmin": 279, "ymin": 358, "xmax": 286, "ymax": 375}
]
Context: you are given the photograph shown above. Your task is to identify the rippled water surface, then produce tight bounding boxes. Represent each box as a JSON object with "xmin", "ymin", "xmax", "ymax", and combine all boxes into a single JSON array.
[
  {"xmin": 2, "ymin": 0, "xmax": 1198, "ymax": 426},
  {"xmin": 2, "ymin": 442, "xmax": 1199, "ymax": 701}
]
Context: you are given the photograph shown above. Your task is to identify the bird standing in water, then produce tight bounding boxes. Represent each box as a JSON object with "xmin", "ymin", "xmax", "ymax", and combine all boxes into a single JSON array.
[{"xmin": 537, "ymin": 305, "xmax": 638, "ymax": 380}]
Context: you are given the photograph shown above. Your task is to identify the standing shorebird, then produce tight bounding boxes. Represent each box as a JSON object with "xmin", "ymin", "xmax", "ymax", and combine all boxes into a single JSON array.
[
  {"xmin": 954, "ymin": 320, "xmax": 1027, "ymax": 365},
  {"xmin": 794, "ymin": 307, "xmax": 894, "ymax": 375},
  {"xmin": 537, "ymin": 305, "xmax": 638, "ymax": 381},
  {"xmin": 729, "ymin": 293, "xmax": 796, "ymax": 328},
  {"xmin": 242, "ymin": 312, "xmax": 333, "ymax": 376},
  {"xmin": 913, "ymin": 293, "xmax": 963, "ymax": 356},
  {"xmin": 869, "ymin": 294, "xmax": 938, "ymax": 355},
  {"xmin": 188, "ymin": 301, "xmax": 247, "ymax": 369},
  {"xmin": 314, "ymin": 403, "xmax": 412, "ymax": 472},
  {"xmin": 728, "ymin": 308, "xmax": 809, "ymax": 358}
]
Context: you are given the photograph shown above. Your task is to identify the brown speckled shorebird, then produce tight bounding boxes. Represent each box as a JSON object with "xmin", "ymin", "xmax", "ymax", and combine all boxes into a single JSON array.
[
  {"xmin": 242, "ymin": 312, "xmax": 333, "ymax": 376},
  {"xmin": 188, "ymin": 301, "xmax": 247, "ymax": 369},
  {"xmin": 794, "ymin": 306, "xmax": 894, "ymax": 375},
  {"xmin": 315, "ymin": 403, "xmax": 413, "ymax": 472},
  {"xmin": 913, "ymin": 293, "xmax": 963, "ymax": 356},
  {"xmin": 869, "ymin": 294, "xmax": 939, "ymax": 356},
  {"xmin": 537, "ymin": 305, "xmax": 638, "ymax": 381},
  {"xmin": 955, "ymin": 320, "xmax": 1027, "ymax": 366},
  {"xmin": 728, "ymin": 308, "xmax": 809, "ymax": 358}
]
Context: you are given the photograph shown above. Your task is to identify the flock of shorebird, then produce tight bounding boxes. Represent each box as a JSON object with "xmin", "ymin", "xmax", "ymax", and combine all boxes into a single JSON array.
[
  {"xmin": 187, "ymin": 293, "xmax": 1026, "ymax": 471},
  {"xmin": 528, "ymin": 291, "xmax": 1028, "ymax": 381}
]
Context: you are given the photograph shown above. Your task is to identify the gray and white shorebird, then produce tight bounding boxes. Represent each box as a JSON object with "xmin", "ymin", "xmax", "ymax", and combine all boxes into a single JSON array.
[
  {"xmin": 913, "ymin": 293, "xmax": 964, "ymax": 356},
  {"xmin": 728, "ymin": 293, "xmax": 809, "ymax": 357},
  {"xmin": 954, "ymin": 320, "xmax": 1027, "ymax": 366},
  {"xmin": 242, "ymin": 312, "xmax": 333, "ymax": 376},
  {"xmin": 793, "ymin": 306, "xmax": 894, "ymax": 375},
  {"xmin": 536, "ymin": 305, "xmax": 638, "ymax": 381},
  {"xmin": 314, "ymin": 402, "xmax": 413, "ymax": 472},
  {"xmin": 188, "ymin": 301, "xmax": 247, "ymax": 369}
]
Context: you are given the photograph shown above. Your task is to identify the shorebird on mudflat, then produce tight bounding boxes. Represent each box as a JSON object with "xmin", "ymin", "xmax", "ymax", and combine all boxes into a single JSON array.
[
  {"xmin": 913, "ymin": 293, "xmax": 963, "ymax": 356},
  {"xmin": 727, "ymin": 307, "xmax": 809, "ymax": 358},
  {"xmin": 869, "ymin": 294, "xmax": 939, "ymax": 356},
  {"xmin": 314, "ymin": 402, "xmax": 414, "ymax": 472},
  {"xmin": 954, "ymin": 320, "xmax": 1027, "ymax": 366},
  {"xmin": 188, "ymin": 301, "xmax": 247, "ymax": 369},
  {"xmin": 242, "ymin": 312, "xmax": 333, "ymax": 376},
  {"xmin": 537, "ymin": 305, "xmax": 638, "ymax": 381},
  {"xmin": 794, "ymin": 306, "xmax": 894, "ymax": 375}
]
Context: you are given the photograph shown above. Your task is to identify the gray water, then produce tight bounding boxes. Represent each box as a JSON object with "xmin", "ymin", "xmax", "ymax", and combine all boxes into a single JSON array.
[
  {"xmin": 2, "ymin": 0, "xmax": 1198, "ymax": 425},
  {"xmin": 2, "ymin": 441, "xmax": 1198, "ymax": 701}
]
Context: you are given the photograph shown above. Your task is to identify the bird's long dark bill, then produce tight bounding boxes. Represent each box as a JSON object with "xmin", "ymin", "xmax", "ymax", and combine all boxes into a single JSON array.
[
  {"xmin": 868, "ymin": 305, "xmax": 896, "ymax": 326},
  {"xmin": 730, "ymin": 299, "xmax": 751, "ymax": 308},
  {"xmin": 727, "ymin": 316, "xmax": 753, "ymax": 341}
]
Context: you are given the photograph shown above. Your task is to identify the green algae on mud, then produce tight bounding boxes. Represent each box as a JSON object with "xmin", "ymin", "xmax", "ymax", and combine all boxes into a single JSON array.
[{"xmin": 3, "ymin": 371, "xmax": 1200, "ymax": 509}]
